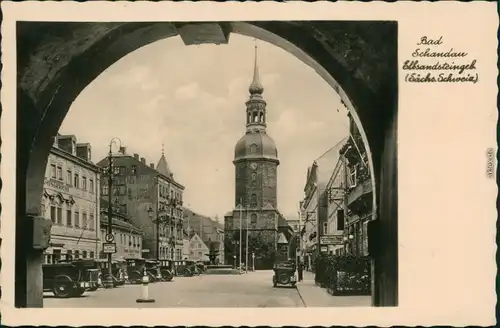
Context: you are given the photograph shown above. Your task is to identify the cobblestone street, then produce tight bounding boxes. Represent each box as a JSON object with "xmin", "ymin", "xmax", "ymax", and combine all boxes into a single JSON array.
[{"xmin": 44, "ymin": 271, "xmax": 370, "ymax": 308}]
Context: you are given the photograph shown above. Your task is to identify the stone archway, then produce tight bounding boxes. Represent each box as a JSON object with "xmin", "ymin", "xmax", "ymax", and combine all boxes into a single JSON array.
[{"xmin": 16, "ymin": 21, "xmax": 398, "ymax": 307}]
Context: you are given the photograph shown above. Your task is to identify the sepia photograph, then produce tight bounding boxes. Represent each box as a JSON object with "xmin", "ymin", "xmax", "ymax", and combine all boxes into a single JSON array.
[
  {"xmin": 14, "ymin": 19, "xmax": 397, "ymax": 309},
  {"xmin": 1, "ymin": 1, "xmax": 497, "ymax": 327}
]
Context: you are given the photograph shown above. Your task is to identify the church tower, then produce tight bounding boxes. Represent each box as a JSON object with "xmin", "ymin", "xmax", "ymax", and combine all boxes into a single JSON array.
[
  {"xmin": 233, "ymin": 43, "xmax": 280, "ymax": 209},
  {"xmin": 224, "ymin": 43, "xmax": 281, "ymax": 270}
]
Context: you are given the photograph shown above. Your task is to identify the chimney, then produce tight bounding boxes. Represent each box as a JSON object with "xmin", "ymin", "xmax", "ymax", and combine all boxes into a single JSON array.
[
  {"xmin": 56, "ymin": 135, "xmax": 77, "ymax": 155},
  {"xmin": 133, "ymin": 153, "xmax": 139, "ymax": 161},
  {"xmin": 150, "ymin": 163, "xmax": 155, "ymax": 169},
  {"xmin": 76, "ymin": 143, "xmax": 92, "ymax": 162},
  {"xmin": 140, "ymin": 157, "xmax": 146, "ymax": 165},
  {"xmin": 119, "ymin": 146, "xmax": 127, "ymax": 155}
]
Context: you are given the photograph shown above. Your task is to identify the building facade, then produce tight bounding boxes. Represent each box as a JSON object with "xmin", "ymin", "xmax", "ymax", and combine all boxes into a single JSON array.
[
  {"xmin": 97, "ymin": 147, "xmax": 185, "ymax": 260},
  {"xmin": 183, "ymin": 208, "xmax": 225, "ymax": 264},
  {"xmin": 299, "ymin": 140, "xmax": 347, "ymax": 269},
  {"xmin": 99, "ymin": 199, "xmax": 143, "ymax": 260},
  {"xmin": 41, "ymin": 135, "xmax": 100, "ymax": 263},
  {"xmin": 224, "ymin": 45, "xmax": 291, "ymax": 270},
  {"xmin": 339, "ymin": 113, "xmax": 373, "ymax": 256},
  {"xmin": 188, "ymin": 233, "xmax": 209, "ymax": 262},
  {"xmin": 324, "ymin": 153, "xmax": 348, "ymax": 255}
]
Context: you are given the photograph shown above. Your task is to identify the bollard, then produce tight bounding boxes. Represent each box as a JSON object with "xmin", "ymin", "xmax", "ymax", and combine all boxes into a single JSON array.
[{"xmin": 136, "ymin": 269, "xmax": 155, "ymax": 303}]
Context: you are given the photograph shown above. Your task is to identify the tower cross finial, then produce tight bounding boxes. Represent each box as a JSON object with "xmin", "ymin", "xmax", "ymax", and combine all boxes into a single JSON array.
[{"xmin": 162, "ymin": 143, "xmax": 164, "ymax": 156}]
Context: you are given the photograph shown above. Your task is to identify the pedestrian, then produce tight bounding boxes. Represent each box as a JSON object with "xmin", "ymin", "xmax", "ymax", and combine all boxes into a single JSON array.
[{"xmin": 298, "ymin": 261, "xmax": 304, "ymax": 282}]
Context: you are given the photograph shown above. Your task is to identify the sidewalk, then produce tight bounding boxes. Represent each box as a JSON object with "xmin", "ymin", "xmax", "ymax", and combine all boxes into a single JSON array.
[{"xmin": 296, "ymin": 271, "xmax": 371, "ymax": 307}]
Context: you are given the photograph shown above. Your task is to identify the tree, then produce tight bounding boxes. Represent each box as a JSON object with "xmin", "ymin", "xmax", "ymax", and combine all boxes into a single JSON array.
[{"xmin": 247, "ymin": 233, "xmax": 277, "ymax": 266}]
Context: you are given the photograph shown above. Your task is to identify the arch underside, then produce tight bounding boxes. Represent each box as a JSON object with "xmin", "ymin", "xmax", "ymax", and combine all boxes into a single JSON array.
[{"xmin": 15, "ymin": 20, "xmax": 398, "ymax": 307}]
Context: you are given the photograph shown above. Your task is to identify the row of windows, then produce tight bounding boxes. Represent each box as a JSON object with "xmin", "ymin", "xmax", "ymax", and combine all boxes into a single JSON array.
[
  {"xmin": 49, "ymin": 163, "xmax": 95, "ymax": 192},
  {"xmin": 190, "ymin": 250, "xmax": 204, "ymax": 257},
  {"xmin": 45, "ymin": 249, "xmax": 95, "ymax": 263},
  {"xmin": 45, "ymin": 203, "xmax": 96, "ymax": 230},
  {"xmin": 112, "ymin": 166, "xmax": 183, "ymax": 201},
  {"xmin": 160, "ymin": 225, "xmax": 183, "ymax": 239},
  {"xmin": 158, "ymin": 248, "xmax": 182, "ymax": 260},
  {"xmin": 101, "ymin": 184, "xmax": 125, "ymax": 196},
  {"xmin": 159, "ymin": 185, "xmax": 182, "ymax": 202}
]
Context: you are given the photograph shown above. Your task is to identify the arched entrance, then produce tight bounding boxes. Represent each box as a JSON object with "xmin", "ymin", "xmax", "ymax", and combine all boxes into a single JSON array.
[{"xmin": 16, "ymin": 21, "xmax": 398, "ymax": 307}]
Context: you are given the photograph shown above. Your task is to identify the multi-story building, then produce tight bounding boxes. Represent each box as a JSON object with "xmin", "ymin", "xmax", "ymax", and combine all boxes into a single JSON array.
[
  {"xmin": 96, "ymin": 147, "xmax": 185, "ymax": 260},
  {"xmin": 339, "ymin": 113, "xmax": 373, "ymax": 256},
  {"xmin": 99, "ymin": 199, "xmax": 143, "ymax": 260},
  {"xmin": 41, "ymin": 134, "xmax": 100, "ymax": 263},
  {"xmin": 188, "ymin": 232, "xmax": 209, "ymax": 262},
  {"xmin": 324, "ymin": 152, "xmax": 348, "ymax": 255},
  {"xmin": 299, "ymin": 139, "xmax": 347, "ymax": 269}
]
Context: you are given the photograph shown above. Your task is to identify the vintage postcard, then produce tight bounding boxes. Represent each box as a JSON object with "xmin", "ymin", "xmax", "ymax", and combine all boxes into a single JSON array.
[{"xmin": 0, "ymin": 1, "xmax": 497, "ymax": 326}]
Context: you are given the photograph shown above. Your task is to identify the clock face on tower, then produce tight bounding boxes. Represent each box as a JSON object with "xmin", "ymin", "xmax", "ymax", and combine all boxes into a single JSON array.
[{"xmin": 250, "ymin": 163, "xmax": 258, "ymax": 170}]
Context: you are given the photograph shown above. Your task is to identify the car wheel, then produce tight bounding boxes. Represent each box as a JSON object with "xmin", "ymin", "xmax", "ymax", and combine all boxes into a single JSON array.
[{"xmin": 52, "ymin": 276, "xmax": 73, "ymax": 298}]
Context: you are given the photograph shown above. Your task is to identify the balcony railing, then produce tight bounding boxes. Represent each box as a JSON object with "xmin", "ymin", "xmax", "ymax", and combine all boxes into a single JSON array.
[{"xmin": 347, "ymin": 179, "xmax": 372, "ymax": 206}]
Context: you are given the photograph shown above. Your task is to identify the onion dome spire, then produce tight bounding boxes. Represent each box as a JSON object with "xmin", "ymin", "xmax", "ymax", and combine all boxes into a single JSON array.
[{"xmin": 249, "ymin": 40, "xmax": 264, "ymax": 95}]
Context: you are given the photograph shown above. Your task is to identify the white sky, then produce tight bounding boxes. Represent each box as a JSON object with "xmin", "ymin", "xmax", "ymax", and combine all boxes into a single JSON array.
[{"xmin": 60, "ymin": 34, "xmax": 349, "ymax": 220}]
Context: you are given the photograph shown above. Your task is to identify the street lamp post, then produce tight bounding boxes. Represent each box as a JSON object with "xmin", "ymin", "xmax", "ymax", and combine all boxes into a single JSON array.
[
  {"xmin": 104, "ymin": 137, "xmax": 121, "ymax": 289},
  {"xmin": 252, "ymin": 252, "xmax": 255, "ymax": 272}
]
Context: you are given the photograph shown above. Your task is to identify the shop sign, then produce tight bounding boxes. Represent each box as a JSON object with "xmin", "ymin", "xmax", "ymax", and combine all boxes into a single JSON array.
[
  {"xmin": 320, "ymin": 235, "xmax": 343, "ymax": 245},
  {"xmin": 103, "ymin": 243, "xmax": 116, "ymax": 254}
]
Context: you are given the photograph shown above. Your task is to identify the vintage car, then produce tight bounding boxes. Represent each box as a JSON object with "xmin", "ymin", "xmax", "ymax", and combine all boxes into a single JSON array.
[
  {"xmin": 195, "ymin": 261, "xmax": 206, "ymax": 274},
  {"xmin": 176, "ymin": 260, "xmax": 194, "ymax": 277},
  {"xmin": 96, "ymin": 259, "xmax": 126, "ymax": 287},
  {"xmin": 157, "ymin": 260, "xmax": 174, "ymax": 282},
  {"xmin": 124, "ymin": 258, "xmax": 160, "ymax": 283},
  {"xmin": 43, "ymin": 259, "xmax": 100, "ymax": 298},
  {"xmin": 145, "ymin": 260, "xmax": 162, "ymax": 282},
  {"xmin": 124, "ymin": 258, "xmax": 147, "ymax": 284},
  {"xmin": 272, "ymin": 260, "xmax": 297, "ymax": 288}
]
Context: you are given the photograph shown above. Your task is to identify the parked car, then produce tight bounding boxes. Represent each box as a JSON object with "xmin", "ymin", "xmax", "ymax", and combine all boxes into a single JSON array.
[
  {"xmin": 157, "ymin": 260, "xmax": 174, "ymax": 282},
  {"xmin": 43, "ymin": 259, "xmax": 100, "ymax": 298},
  {"xmin": 96, "ymin": 259, "xmax": 126, "ymax": 287}
]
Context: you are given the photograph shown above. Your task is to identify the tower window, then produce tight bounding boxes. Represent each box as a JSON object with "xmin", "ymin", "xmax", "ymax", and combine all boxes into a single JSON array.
[
  {"xmin": 250, "ymin": 194, "xmax": 257, "ymax": 207},
  {"xmin": 249, "ymin": 144, "xmax": 258, "ymax": 153},
  {"xmin": 251, "ymin": 213, "xmax": 257, "ymax": 225}
]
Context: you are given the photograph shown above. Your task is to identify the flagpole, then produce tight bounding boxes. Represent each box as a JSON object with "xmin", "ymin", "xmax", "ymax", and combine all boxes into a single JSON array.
[
  {"xmin": 239, "ymin": 197, "xmax": 243, "ymax": 271},
  {"xmin": 245, "ymin": 210, "xmax": 249, "ymax": 272}
]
